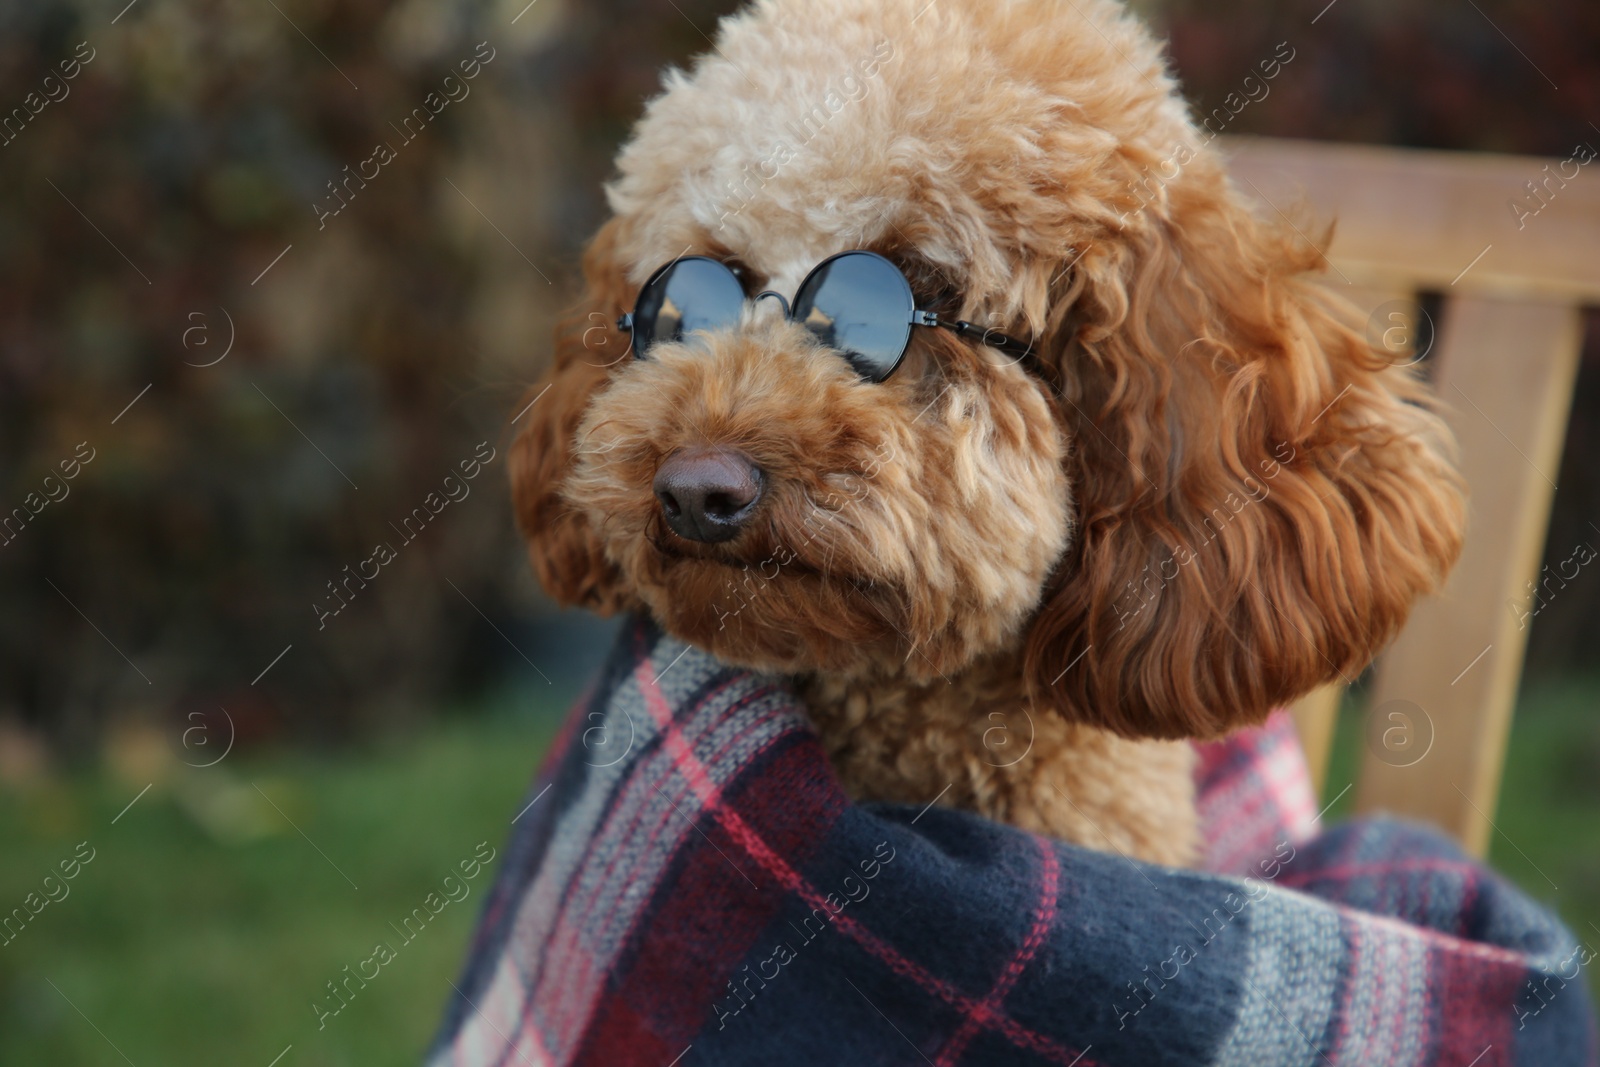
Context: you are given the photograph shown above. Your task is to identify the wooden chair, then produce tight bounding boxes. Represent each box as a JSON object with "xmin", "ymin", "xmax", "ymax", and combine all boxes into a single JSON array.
[{"xmin": 1221, "ymin": 135, "xmax": 1595, "ymax": 857}]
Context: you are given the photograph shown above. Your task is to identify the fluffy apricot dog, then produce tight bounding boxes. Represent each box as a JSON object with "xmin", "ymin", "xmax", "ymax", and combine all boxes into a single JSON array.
[{"xmin": 512, "ymin": 0, "xmax": 1465, "ymax": 866}]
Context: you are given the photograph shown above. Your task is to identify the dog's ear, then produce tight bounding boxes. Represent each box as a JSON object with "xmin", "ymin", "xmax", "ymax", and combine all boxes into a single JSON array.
[
  {"xmin": 510, "ymin": 218, "xmax": 634, "ymax": 613},
  {"xmin": 1022, "ymin": 160, "xmax": 1465, "ymax": 740}
]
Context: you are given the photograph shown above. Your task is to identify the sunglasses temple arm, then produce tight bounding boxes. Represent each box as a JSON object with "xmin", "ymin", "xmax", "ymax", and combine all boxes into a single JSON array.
[{"xmin": 937, "ymin": 317, "xmax": 1038, "ymax": 361}]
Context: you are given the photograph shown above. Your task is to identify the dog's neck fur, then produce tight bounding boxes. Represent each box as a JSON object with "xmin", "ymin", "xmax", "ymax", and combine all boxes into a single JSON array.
[{"xmin": 794, "ymin": 644, "xmax": 1199, "ymax": 867}]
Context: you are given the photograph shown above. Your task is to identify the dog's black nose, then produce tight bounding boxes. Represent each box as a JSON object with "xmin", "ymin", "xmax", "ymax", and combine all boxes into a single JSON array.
[{"xmin": 654, "ymin": 447, "xmax": 764, "ymax": 544}]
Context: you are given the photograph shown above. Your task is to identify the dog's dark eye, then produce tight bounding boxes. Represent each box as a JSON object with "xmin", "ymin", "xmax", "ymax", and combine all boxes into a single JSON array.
[{"xmin": 722, "ymin": 258, "xmax": 762, "ymax": 295}]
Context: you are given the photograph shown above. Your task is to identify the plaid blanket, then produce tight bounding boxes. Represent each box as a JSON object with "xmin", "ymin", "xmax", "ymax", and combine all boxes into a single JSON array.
[{"xmin": 429, "ymin": 616, "xmax": 1597, "ymax": 1066}]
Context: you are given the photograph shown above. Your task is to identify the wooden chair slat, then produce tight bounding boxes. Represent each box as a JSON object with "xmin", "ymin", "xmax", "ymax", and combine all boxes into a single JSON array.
[
  {"xmin": 1227, "ymin": 136, "xmax": 1591, "ymax": 850},
  {"xmin": 1222, "ymin": 136, "xmax": 1600, "ymax": 302},
  {"xmin": 1354, "ymin": 296, "xmax": 1584, "ymax": 855}
]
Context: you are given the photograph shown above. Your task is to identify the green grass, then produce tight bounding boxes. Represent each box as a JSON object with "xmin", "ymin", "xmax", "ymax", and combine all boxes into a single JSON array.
[
  {"xmin": 0, "ymin": 702, "xmax": 561, "ymax": 1067},
  {"xmin": 1, "ymin": 680, "xmax": 1596, "ymax": 1065}
]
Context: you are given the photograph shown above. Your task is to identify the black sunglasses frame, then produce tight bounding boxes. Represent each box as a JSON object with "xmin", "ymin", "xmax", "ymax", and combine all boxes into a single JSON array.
[{"xmin": 616, "ymin": 249, "xmax": 1037, "ymax": 382}]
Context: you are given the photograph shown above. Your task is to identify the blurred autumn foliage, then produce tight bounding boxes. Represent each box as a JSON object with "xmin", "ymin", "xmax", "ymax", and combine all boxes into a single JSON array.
[{"xmin": 0, "ymin": 0, "xmax": 1594, "ymax": 752}]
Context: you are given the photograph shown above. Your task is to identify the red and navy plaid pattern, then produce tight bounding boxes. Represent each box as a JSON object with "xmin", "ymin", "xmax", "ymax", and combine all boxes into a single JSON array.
[
  {"xmin": 430, "ymin": 617, "xmax": 1598, "ymax": 1066},
  {"xmin": 1194, "ymin": 709, "xmax": 1323, "ymax": 876}
]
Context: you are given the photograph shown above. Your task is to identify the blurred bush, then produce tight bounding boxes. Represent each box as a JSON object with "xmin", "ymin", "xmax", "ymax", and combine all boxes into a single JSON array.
[
  {"xmin": 0, "ymin": 0, "xmax": 750, "ymax": 752},
  {"xmin": 1149, "ymin": 0, "xmax": 1600, "ymax": 155}
]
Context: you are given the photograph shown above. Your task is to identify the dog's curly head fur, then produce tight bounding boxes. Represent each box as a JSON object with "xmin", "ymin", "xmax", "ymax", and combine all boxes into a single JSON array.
[{"xmin": 513, "ymin": 0, "xmax": 1465, "ymax": 740}]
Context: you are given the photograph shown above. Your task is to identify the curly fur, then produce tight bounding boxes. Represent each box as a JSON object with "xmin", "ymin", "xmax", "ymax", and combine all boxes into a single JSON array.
[{"xmin": 510, "ymin": 0, "xmax": 1465, "ymax": 865}]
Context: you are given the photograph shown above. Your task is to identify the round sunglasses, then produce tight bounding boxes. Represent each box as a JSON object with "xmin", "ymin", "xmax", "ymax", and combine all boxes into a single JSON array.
[{"xmin": 616, "ymin": 249, "xmax": 1035, "ymax": 383}]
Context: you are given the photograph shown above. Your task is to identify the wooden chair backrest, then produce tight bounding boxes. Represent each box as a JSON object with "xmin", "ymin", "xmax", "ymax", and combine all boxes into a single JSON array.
[{"xmin": 1221, "ymin": 135, "xmax": 1595, "ymax": 856}]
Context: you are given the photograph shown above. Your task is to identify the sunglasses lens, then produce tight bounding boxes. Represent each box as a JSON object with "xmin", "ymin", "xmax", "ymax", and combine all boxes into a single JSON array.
[
  {"xmin": 792, "ymin": 251, "xmax": 913, "ymax": 382},
  {"xmin": 631, "ymin": 256, "xmax": 745, "ymax": 357}
]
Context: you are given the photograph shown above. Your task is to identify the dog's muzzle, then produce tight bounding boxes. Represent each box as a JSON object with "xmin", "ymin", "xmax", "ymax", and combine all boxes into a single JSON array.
[{"xmin": 653, "ymin": 446, "xmax": 765, "ymax": 544}]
